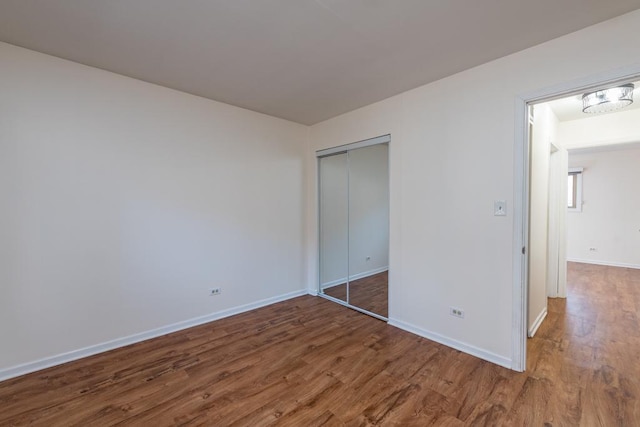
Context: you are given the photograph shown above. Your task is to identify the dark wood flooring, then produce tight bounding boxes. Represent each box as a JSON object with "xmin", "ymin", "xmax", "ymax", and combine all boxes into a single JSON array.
[
  {"xmin": 0, "ymin": 262, "xmax": 638, "ymax": 425},
  {"xmin": 323, "ymin": 271, "xmax": 388, "ymax": 318}
]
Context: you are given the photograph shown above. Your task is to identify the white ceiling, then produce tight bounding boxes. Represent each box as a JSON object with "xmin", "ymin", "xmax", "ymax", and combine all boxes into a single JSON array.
[
  {"xmin": 546, "ymin": 81, "xmax": 640, "ymax": 122},
  {"xmin": 1, "ymin": 1, "xmax": 640, "ymax": 125}
]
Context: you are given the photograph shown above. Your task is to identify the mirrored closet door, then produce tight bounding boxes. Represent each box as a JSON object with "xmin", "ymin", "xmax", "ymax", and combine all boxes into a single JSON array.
[{"xmin": 318, "ymin": 135, "xmax": 389, "ymax": 319}]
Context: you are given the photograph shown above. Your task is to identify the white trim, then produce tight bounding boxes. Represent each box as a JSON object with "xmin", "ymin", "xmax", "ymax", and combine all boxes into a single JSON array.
[
  {"xmin": 320, "ymin": 266, "xmax": 389, "ymax": 289},
  {"xmin": 517, "ymin": 64, "xmax": 640, "ymax": 105},
  {"xmin": 0, "ymin": 289, "xmax": 307, "ymax": 383},
  {"xmin": 513, "ymin": 63, "xmax": 640, "ymax": 373},
  {"xmin": 528, "ymin": 307, "xmax": 547, "ymax": 338},
  {"xmin": 316, "ymin": 134, "xmax": 390, "ymax": 158},
  {"xmin": 567, "ymin": 258, "xmax": 640, "ymax": 270},
  {"xmin": 388, "ymin": 318, "xmax": 512, "ymax": 369},
  {"xmin": 321, "ymin": 278, "xmax": 345, "ymax": 289},
  {"xmin": 512, "ymin": 96, "xmax": 529, "ymax": 372}
]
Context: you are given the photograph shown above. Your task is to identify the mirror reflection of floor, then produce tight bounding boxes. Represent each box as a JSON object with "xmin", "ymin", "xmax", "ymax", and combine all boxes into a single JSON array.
[{"xmin": 323, "ymin": 271, "xmax": 388, "ymax": 318}]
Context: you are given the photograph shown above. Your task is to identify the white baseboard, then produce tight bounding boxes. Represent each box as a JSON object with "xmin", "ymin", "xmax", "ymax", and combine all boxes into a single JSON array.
[
  {"xmin": 528, "ymin": 307, "xmax": 548, "ymax": 338},
  {"xmin": 320, "ymin": 266, "xmax": 388, "ymax": 289},
  {"xmin": 0, "ymin": 289, "xmax": 308, "ymax": 383},
  {"xmin": 388, "ymin": 318, "xmax": 512, "ymax": 369},
  {"xmin": 567, "ymin": 258, "xmax": 640, "ymax": 270}
]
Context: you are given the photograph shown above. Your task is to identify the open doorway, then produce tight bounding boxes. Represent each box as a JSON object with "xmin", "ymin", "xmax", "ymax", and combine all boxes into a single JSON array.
[{"xmin": 526, "ymin": 80, "xmax": 640, "ymax": 366}]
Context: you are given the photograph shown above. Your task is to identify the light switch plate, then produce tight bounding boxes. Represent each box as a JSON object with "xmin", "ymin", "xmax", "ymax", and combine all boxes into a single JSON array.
[{"xmin": 494, "ymin": 200, "xmax": 507, "ymax": 216}]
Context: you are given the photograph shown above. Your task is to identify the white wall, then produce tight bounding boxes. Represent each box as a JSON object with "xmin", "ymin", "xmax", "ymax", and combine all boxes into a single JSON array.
[
  {"xmin": 546, "ymin": 147, "xmax": 568, "ymax": 299},
  {"xmin": 567, "ymin": 146, "xmax": 640, "ymax": 268},
  {"xmin": 528, "ymin": 103, "xmax": 559, "ymax": 336},
  {"xmin": 348, "ymin": 144, "xmax": 390, "ymax": 278},
  {"xmin": 319, "ymin": 153, "xmax": 349, "ymax": 286},
  {"xmin": 307, "ymin": 10, "xmax": 640, "ymax": 367},
  {"xmin": 0, "ymin": 42, "xmax": 308, "ymax": 376},
  {"xmin": 559, "ymin": 108, "xmax": 640, "ymax": 149}
]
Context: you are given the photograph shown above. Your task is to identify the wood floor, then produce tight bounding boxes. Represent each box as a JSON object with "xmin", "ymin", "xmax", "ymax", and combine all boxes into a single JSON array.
[
  {"xmin": 1, "ymin": 262, "xmax": 638, "ymax": 425},
  {"xmin": 323, "ymin": 271, "xmax": 388, "ymax": 318}
]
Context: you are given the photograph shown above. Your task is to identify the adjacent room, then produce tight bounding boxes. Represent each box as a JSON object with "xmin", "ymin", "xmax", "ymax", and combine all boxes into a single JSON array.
[
  {"xmin": 1, "ymin": 1, "xmax": 640, "ymax": 424},
  {"xmin": 526, "ymin": 82, "xmax": 640, "ymax": 423},
  {"xmin": 528, "ymin": 81, "xmax": 640, "ymax": 337}
]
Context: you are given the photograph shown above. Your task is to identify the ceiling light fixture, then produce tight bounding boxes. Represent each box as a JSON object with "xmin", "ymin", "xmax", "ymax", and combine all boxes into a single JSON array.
[{"xmin": 582, "ymin": 84, "xmax": 634, "ymax": 114}]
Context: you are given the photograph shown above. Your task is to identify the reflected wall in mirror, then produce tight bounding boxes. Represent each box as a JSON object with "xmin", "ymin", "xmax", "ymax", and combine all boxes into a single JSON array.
[
  {"xmin": 318, "ymin": 138, "xmax": 389, "ymax": 319},
  {"xmin": 348, "ymin": 144, "xmax": 389, "ymax": 317},
  {"xmin": 319, "ymin": 153, "xmax": 348, "ymax": 303}
]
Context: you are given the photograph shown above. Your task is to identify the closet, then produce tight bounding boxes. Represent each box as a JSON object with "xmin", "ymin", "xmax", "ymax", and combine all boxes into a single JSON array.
[{"xmin": 317, "ymin": 135, "xmax": 389, "ymax": 319}]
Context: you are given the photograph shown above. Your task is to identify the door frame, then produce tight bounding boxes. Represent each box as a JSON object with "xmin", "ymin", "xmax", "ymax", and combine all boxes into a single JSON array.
[
  {"xmin": 512, "ymin": 64, "xmax": 640, "ymax": 372},
  {"xmin": 546, "ymin": 143, "xmax": 568, "ymax": 299}
]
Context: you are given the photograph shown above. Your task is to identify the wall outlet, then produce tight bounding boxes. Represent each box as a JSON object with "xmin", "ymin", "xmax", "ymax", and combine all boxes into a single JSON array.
[
  {"xmin": 210, "ymin": 288, "xmax": 222, "ymax": 296},
  {"xmin": 450, "ymin": 307, "xmax": 464, "ymax": 318}
]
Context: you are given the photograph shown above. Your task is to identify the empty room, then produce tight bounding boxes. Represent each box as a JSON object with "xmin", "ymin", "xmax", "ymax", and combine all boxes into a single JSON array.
[{"xmin": 1, "ymin": 2, "xmax": 640, "ymax": 425}]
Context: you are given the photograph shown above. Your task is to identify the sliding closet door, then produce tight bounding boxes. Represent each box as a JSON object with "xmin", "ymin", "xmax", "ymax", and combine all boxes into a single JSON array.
[
  {"xmin": 317, "ymin": 135, "xmax": 389, "ymax": 320},
  {"xmin": 319, "ymin": 153, "xmax": 349, "ymax": 303},
  {"xmin": 348, "ymin": 144, "xmax": 389, "ymax": 317}
]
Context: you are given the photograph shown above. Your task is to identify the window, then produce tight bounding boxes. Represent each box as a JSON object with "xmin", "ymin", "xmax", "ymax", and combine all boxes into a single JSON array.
[{"xmin": 568, "ymin": 167, "xmax": 583, "ymax": 212}]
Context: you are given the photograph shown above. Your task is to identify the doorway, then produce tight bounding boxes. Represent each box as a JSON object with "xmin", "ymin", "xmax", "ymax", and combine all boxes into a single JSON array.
[
  {"xmin": 317, "ymin": 135, "xmax": 390, "ymax": 320},
  {"xmin": 516, "ymin": 75, "xmax": 640, "ymax": 371}
]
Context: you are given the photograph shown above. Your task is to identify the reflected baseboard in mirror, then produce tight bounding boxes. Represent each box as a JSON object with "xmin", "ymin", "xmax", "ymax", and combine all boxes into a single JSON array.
[{"xmin": 323, "ymin": 271, "xmax": 388, "ymax": 318}]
